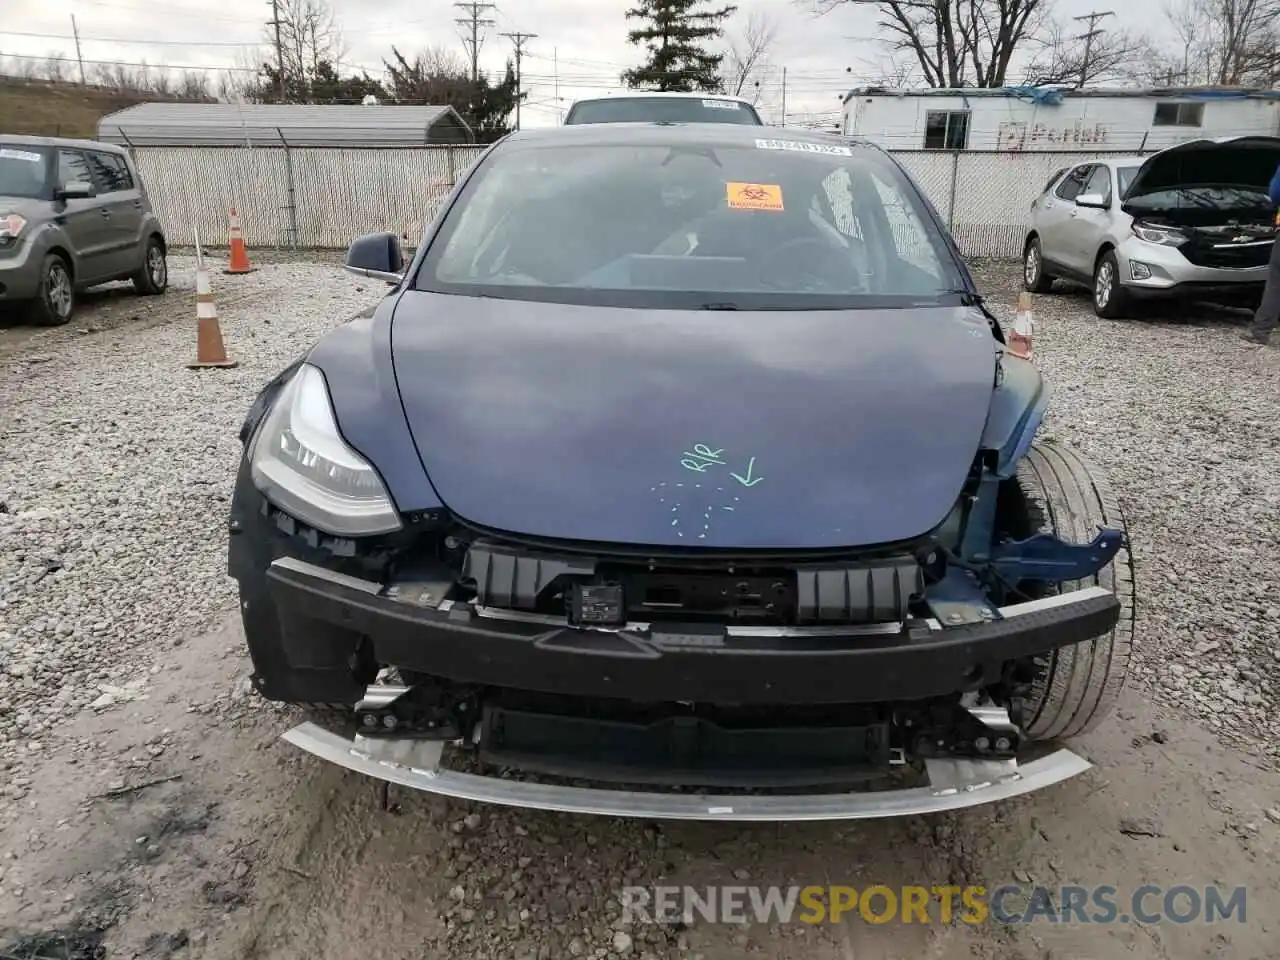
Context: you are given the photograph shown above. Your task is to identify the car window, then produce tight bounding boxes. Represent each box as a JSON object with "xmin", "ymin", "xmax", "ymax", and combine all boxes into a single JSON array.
[
  {"xmin": 0, "ymin": 145, "xmax": 50, "ymax": 199},
  {"xmin": 87, "ymin": 151, "xmax": 134, "ymax": 192},
  {"xmin": 1116, "ymin": 166, "xmax": 1139, "ymax": 199},
  {"xmin": 1083, "ymin": 165, "xmax": 1112, "ymax": 204},
  {"xmin": 565, "ymin": 97, "xmax": 762, "ymax": 125},
  {"xmin": 1054, "ymin": 165, "xmax": 1091, "ymax": 202},
  {"xmin": 1042, "ymin": 167, "xmax": 1067, "ymax": 194},
  {"xmin": 420, "ymin": 140, "xmax": 963, "ymax": 310},
  {"xmin": 57, "ymin": 149, "xmax": 94, "ymax": 190}
]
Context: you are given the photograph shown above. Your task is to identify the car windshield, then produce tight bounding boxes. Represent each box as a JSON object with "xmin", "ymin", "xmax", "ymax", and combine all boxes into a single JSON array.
[
  {"xmin": 419, "ymin": 139, "xmax": 965, "ymax": 310},
  {"xmin": 0, "ymin": 145, "xmax": 50, "ymax": 198},
  {"xmin": 565, "ymin": 97, "xmax": 762, "ymax": 125}
]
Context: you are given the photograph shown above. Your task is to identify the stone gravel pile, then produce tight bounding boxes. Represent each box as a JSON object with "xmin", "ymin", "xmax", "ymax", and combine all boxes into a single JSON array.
[
  {"xmin": 0, "ymin": 257, "xmax": 379, "ymax": 796},
  {"xmin": 973, "ymin": 262, "xmax": 1280, "ymax": 758}
]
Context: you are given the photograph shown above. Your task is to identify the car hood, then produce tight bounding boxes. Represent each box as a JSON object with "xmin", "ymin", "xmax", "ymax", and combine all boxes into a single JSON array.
[
  {"xmin": 389, "ymin": 291, "xmax": 998, "ymax": 550},
  {"xmin": 1122, "ymin": 135, "xmax": 1280, "ymax": 213}
]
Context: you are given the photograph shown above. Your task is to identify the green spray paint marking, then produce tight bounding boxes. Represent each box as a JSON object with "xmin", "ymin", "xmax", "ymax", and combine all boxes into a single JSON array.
[
  {"xmin": 730, "ymin": 457, "xmax": 762, "ymax": 487},
  {"xmin": 680, "ymin": 443, "xmax": 763, "ymax": 488}
]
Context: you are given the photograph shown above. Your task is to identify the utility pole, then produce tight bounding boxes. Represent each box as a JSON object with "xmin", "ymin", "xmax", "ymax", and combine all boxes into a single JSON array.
[
  {"xmin": 781, "ymin": 66, "xmax": 788, "ymax": 126},
  {"xmin": 267, "ymin": 0, "xmax": 286, "ymax": 101},
  {"xmin": 70, "ymin": 15, "xmax": 85, "ymax": 85},
  {"xmin": 501, "ymin": 32, "xmax": 537, "ymax": 130},
  {"xmin": 554, "ymin": 46, "xmax": 561, "ymax": 123},
  {"xmin": 1072, "ymin": 10, "xmax": 1114, "ymax": 88},
  {"xmin": 455, "ymin": 2, "xmax": 496, "ymax": 84}
]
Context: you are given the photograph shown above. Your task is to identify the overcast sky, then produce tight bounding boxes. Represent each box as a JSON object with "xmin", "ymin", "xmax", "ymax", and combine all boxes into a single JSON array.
[{"xmin": 3, "ymin": 0, "xmax": 1175, "ymax": 128}]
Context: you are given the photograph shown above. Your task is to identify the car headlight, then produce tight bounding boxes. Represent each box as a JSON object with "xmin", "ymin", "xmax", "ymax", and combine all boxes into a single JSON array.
[
  {"xmin": 1130, "ymin": 222, "xmax": 1186, "ymax": 246},
  {"xmin": 1, "ymin": 214, "xmax": 26, "ymax": 239},
  {"xmin": 249, "ymin": 363, "xmax": 402, "ymax": 536}
]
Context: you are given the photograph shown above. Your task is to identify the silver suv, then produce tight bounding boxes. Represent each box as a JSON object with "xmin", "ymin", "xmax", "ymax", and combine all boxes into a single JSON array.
[
  {"xmin": 0, "ymin": 134, "xmax": 168, "ymax": 326},
  {"xmin": 1023, "ymin": 136, "xmax": 1279, "ymax": 318}
]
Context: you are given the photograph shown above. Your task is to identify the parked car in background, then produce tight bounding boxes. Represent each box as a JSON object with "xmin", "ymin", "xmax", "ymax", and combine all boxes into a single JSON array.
[
  {"xmin": 0, "ymin": 134, "xmax": 168, "ymax": 326},
  {"xmin": 1022, "ymin": 136, "xmax": 1280, "ymax": 318},
  {"xmin": 564, "ymin": 91, "xmax": 764, "ymax": 126}
]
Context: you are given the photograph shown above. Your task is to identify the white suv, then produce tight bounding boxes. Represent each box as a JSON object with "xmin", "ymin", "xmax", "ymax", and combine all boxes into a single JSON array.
[{"xmin": 1023, "ymin": 137, "xmax": 1278, "ymax": 318}]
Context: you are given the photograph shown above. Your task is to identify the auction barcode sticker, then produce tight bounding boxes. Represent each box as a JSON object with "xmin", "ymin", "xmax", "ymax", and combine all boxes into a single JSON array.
[
  {"xmin": 0, "ymin": 148, "xmax": 43, "ymax": 163},
  {"xmin": 755, "ymin": 138, "xmax": 853, "ymax": 156}
]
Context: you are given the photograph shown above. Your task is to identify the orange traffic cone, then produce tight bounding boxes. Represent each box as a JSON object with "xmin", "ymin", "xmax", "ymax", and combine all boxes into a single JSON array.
[
  {"xmin": 224, "ymin": 206, "xmax": 255, "ymax": 275},
  {"xmin": 1008, "ymin": 292, "xmax": 1034, "ymax": 360},
  {"xmin": 189, "ymin": 247, "xmax": 237, "ymax": 369}
]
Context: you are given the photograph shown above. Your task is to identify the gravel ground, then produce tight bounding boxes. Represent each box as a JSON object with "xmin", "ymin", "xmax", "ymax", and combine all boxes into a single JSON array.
[
  {"xmin": 2, "ymin": 257, "xmax": 1280, "ymax": 960},
  {"xmin": 968, "ymin": 263, "xmax": 1280, "ymax": 759},
  {"xmin": 0, "ymin": 254, "xmax": 378, "ymax": 793}
]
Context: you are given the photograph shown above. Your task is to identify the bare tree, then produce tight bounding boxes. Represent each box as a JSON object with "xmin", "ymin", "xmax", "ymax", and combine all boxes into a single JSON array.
[
  {"xmin": 808, "ymin": 0, "xmax": 1051, "ymax": 87},
  {"xmin": 721, "ymin": 10, "xmax": 779, "ymax": 101},
  {"xmin": 263, "ymin": 0, "xmax": 348, "ymax": 100},
  {"xmin": 42, "ymin": 52, "xmax": 68, "ymax": 82},
  {"xmin": 1022, "ymin": 18, "xmax": 1150, "ymax": 86},
  {"xmin": 176, "ymin": 70, "xmax": 212, "ymax": 100},
  {"xmin": 1143, "ymin": 0, "xmax": 1280, "ymax": 85}
]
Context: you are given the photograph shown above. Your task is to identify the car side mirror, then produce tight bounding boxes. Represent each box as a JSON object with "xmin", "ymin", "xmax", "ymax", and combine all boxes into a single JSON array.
[
  {"xmin": 55, "ymin": 180, "xmax": 95, "ymax": 201},
  {"xmin": 1075, "ymin": 192, "xmax": 1108, "ymax": 209},
  {"xmin": 344, "ymin": 232, "xmax": 405, "ymax": 285}
]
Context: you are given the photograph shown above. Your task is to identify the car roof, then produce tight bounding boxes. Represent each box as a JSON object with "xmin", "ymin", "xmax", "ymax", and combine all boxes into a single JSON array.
[
  {"xmin": 0, "ymin": 133, "xmax": 128, "ymax": 154},
  {"xmin": 570, "ymin": 91, "xmax": 755, "ymax": 106},
  {"xmin": 504, "ymin": 122, "xmax": 872, "ymax": 153}
]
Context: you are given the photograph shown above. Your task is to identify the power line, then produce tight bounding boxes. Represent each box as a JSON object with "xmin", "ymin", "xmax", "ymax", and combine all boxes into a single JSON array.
[
  {"xmin": 500, "ymin": 31, "xmax": 537, "ymax": 130},
  {"xmin": 454, "ymin": 2, "xmax": 496, "ymax": 84},
  {"xmin": 0, "ymin": 28, "xmax": 258, "ymax": 47}
]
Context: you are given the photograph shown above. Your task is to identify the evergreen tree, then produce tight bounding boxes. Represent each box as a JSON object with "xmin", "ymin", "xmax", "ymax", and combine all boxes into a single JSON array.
[{"xmin": 622, "ymin": 0, "xmax": 738, "ymax": 92}]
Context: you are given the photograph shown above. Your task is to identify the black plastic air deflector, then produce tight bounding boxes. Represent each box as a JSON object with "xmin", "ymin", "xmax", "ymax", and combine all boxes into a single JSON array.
[
  {"xmin": 792, "ymin": 558, "xmax": 924, "ymax": 623},
  {"xmin": 463, "ymin": 539, "xmax": 595, "ymax": 609}
]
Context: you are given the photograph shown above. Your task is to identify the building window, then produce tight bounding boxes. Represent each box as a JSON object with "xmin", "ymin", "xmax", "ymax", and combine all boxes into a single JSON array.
[
  {"xmin": 924, "ymin": 110, "xmax": 970, "ymax": 149},
  {"xmin": 1152, "ymin": 102, "xmax": 1204, "ymax": 126}
]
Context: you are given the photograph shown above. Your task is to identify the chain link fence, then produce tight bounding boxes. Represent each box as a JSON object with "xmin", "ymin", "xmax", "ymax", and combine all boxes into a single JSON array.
[{"xmin": 130, "ymin": 143, "xmax": 1149, "ymax": 258}]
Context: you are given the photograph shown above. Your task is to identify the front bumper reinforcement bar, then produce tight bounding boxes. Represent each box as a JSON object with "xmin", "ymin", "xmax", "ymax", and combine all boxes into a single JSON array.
[{"xmin": 281, "ymin": 722, "xmax": 1090, "ymax": 821}]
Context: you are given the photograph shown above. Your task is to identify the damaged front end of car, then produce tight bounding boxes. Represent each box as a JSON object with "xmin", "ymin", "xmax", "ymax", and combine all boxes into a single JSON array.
[{"xmin": 228, "ymin": 337, "xmax": 1128, "ymax": 820}]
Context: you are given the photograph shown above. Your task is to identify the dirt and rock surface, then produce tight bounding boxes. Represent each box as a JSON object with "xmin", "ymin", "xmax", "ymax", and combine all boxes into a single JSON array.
[{"xmin": 2, "ymin": 257, "xmax": 1279, "ymax": 960}]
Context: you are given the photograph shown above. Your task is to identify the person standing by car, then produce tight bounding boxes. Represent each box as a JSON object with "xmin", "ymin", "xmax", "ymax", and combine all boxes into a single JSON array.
[{"xmin": 1241, "ymin": 159, "xmax": 1280, "ymax": 344}]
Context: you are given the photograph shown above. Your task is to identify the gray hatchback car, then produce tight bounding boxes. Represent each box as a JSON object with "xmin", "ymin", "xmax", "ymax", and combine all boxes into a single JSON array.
[{"xmin": 0, "ymin": 134, "xmax": 168, "ymax": 326}]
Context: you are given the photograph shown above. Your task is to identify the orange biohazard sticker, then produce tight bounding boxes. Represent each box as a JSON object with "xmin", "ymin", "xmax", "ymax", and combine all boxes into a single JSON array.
[{"xmin": 726, "ymin": 182, "xmax": 784, "ymax": 211}]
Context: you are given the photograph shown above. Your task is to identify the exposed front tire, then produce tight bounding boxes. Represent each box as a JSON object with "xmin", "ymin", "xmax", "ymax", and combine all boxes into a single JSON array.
[
  {"xmin": 1013, "ymin": 443, "xmax": 1135, "ymax": 741},
  {"xmin": 1092, "ymin": 250, "xmax": 1128, "ymax": 319},
  {"xmin": 132, "ymin": 236, "xmax": 168, "ymax": 296},
  {"xmin": 28, "ymin": 254, "xmax": 75, "ymax": 326},
  {"xmin": 1023, "ymin": 236, "xmax": 1055, "ymax": 294}
]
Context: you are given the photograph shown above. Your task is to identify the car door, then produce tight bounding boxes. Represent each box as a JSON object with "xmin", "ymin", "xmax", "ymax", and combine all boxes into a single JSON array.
[
  {"xmin": 53, "ymin": 148, "xmax": 112, "ymax": 284},
  {"xmin": 85, "ymin": 150, "xmax": 143, "ymax": 278},
  {"xmin": 1060, "ymin": 164, "xmax": 1114, "ymax": 273},
  {"xmin": 1035, "ymin": 164, "xmax": 1090, "ymax": 271}
]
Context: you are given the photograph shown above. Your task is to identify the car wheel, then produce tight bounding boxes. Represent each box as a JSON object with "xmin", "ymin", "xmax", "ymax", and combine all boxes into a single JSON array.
[
  {"xmin": 28, "ymin": 254, "xmax": 75, "ymax": 327},
  {"xmin": 132, "ymin": 236, "xmax": 168, "ymax": 296},
  {"xmin": 1092, "ymin": 250, "xmax": 1128, "ymax": 318},
  {"xmin": 1011, "ymin": 443, "xmax": 1135, "ymax": 741},
  {"xmin": 1022, "ymin": 237, "xmax": 1055, "ymax": 294}
]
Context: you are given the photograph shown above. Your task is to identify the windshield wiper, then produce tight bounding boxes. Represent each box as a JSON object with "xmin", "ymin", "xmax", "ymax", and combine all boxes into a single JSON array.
[
  {"xmin": 699, "ymin": 301, "xmax": 740, "ymax": 310},
  {"xmin": 938, "ymin": 288, "xmax": 985, "ymax": 306}
]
